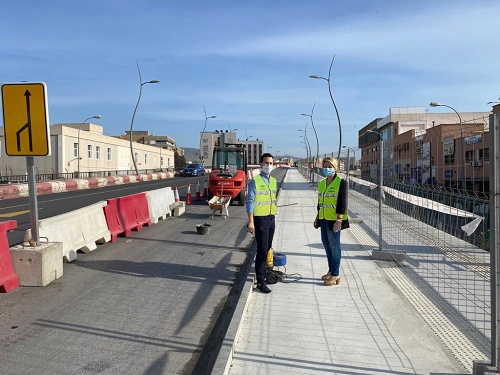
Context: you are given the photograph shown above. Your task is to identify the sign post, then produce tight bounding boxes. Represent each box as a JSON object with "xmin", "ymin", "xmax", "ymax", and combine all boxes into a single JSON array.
[{"xmin": 1, "ymin": 82, "xmax": 51, "ymax": 246}]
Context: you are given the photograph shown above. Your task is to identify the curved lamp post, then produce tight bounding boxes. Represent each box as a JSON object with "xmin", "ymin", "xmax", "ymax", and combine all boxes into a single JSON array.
[
  {"xmin": 300, "ymin": 140, "xmax": 309, "ymax": 177},
  {"xmin": 430, "ymin": 102, "xmax": 465, "ymax": 193},
  {"xmin": 201, "ymin": 106, "xmax": 217, "ymax": 166},
  {"xmin": 78, "ymin": 115, "xmax": 101, "ymax": 176},
  {"xmin": 130, "ymin": 62, "xmax": 159, "ymax": 175},
  {"xmin": 227, "ymin": 125, "xmax": 238, "ymax": 144},
  {"xmin": 299, "ymin": 127, "xmax": 312, "ymax": 182},
  {"xmin": 367, "ymin": 129, "xmax": 383, "ymax": 252},
  {"xmin": 309, "ymin": 55, "xmax": 342, "ymax": 161},
  {"xmin": 301, "ymin": 103, "xmax": 319, "ymax": 184}
]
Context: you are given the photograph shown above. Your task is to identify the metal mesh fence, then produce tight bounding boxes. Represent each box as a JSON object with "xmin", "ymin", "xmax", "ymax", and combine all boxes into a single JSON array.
[{"xmin": 335, "ymin": 136, "xmax": 492, "ymax": 363}]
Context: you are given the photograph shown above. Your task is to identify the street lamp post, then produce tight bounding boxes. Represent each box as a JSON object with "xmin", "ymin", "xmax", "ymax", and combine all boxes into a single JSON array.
[
  {"xmin": 430, "ymin": 102, "xmax": 465, "ymax": 194},
  {"xmin": 309, "ymin": 56, "xmax": 342, "ymax": 161},
  {"xmin": 367, "ymin": 129, "xmax": 383, "ymax": 252},
  {"xmin": 300, "ymin": 140, "xmax": 310, "ymax": 177},
  {"xmin": 201, "ymin": 106, "xmax": 217, "ymax": 166},
  {"xmin": 301, "ymin": 103, "xmax": 319, "ymax": 185},
  {"xmin": 299, "ymin": 127, "xmax": 312, "ymax": 182},
  {"xmin": 342, "ymin": 145, "xmax": 357, "ymax": 180},
  {"xmin": 130, "ymin": 62, "xmax": 159, "ymax": 176},
  {"xmin": 227, "ymin": 125, "xmax": 238, "ymax": 143},
  {"xmin": 78, "ymin": 115, "xmax": 101, "ymax": 176},
  {"xmin": 245, "ymin": 131, "xmax": 253, "ymax": 141}
]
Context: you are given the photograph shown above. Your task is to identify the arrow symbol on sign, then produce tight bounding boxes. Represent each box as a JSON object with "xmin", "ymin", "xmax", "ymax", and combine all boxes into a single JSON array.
[{"xmin": 16, "ymin": 90, "xmax": 34, "ymax": 152}]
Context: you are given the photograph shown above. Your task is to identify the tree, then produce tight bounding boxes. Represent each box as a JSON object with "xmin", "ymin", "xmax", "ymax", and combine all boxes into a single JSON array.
[{"xmin": 175, "ymin": 150, "xmax": 186, "ymax": 171}]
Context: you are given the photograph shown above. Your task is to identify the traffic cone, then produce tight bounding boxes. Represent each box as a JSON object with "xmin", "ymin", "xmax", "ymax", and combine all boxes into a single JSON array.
[
  {"xmin": 195, "ymin": 181, "xmax": 201, "ymax": 201},
  {"xmin": 202, "ymin": 181, "xmax": 208, "ymax": 198},
  {"xmin": 174, "ymin": 186, "xmax": 180, "ymax": 202},
  {"xmin": 186, "ymin": 183, "xmax": 192, "ymax": 205}
]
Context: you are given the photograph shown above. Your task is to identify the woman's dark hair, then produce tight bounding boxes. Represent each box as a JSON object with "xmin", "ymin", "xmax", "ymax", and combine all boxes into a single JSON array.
[{"xmin": 260, "ymin": 153, "xmax": 274, "ymax": 163}]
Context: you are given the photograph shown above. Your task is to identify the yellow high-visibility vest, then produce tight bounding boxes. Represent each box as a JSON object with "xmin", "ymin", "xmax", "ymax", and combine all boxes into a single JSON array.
[
  {"xmin": 318, "ymin": 176, "xmax": 348, "ymax": 221},
  {"xmin": 253, "ymin": 175, "xmax": 277, "ymax": 216}
]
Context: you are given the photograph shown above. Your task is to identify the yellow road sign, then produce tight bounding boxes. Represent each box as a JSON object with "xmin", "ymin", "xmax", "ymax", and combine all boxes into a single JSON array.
[{"xmin": 1, "ymin": 82, "xmax": 51, "ymax": 156}]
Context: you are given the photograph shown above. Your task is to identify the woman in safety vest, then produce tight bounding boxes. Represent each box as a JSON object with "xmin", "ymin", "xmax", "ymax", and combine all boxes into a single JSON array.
[{"xmin": 313, "ymin": 157, "xmax": 349, "ymax": 286}]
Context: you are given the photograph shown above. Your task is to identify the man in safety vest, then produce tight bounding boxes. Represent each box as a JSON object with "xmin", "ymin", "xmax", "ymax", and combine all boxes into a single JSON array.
[{"xmin": 247, "ymin": 153, "xmax": 277, "ymax": 293}]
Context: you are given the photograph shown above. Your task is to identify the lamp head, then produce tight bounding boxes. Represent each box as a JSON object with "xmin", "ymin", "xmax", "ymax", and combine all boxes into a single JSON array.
[
  {"xmin": 309, "ymin": 75, "xmax": 321, "ymax": 79},
  {"xmin": 207, "ymin": 115, "xmax": 216, "ymax": 119},
  {"xmin": 142, "ymin": 80, "xmax": 160, "ymax": 85},
  {"xmin": 94, "ymin": 115, "xmax": 102, "ymax": 119},
  {"xmin": 429, "ymin": 102, "xmax": 441, "ymax": 107},
  {"xmin": 300, "ymin": 113, "xmax": 308, "ymax": 117}
]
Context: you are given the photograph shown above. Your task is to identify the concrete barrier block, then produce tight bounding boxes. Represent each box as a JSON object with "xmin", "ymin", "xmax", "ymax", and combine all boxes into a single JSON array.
[
  {"xmin": 170, "ymin": 201, "xmax": 185, "ymax": 217},
  {"xmin": 146, "ymin": 187, "xmax": 174, "ymax": 224},
  {"xmin": 10, "ymin": 242, "xmax": 63, "ymax": 286}
]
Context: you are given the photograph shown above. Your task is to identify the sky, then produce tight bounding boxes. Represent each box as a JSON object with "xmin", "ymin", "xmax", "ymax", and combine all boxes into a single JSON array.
[{"xmin": 1, "ymin": 0, "xmax": 499, "ymax": 160}]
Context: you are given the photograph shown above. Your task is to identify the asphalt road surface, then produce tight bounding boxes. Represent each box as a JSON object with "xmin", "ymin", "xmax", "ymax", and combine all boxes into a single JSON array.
[{"xmin": 0, "ymin": 168, "xmax": 287, "ymax": 375}]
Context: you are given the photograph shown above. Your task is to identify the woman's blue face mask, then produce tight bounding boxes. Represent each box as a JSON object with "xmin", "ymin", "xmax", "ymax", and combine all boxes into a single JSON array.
[{"xmin": 323, "ymin": 167, "xmax": 334, "ymax": 176}]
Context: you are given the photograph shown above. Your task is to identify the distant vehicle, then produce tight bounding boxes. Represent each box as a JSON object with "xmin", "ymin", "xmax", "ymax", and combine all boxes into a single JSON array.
[
  {"xmin": 208, "ymin": 143, "xmax": 247, "ymax": 206},
  {"xmin": 180, "ymin": 163, "xmax": 205, "ymax": 177}
]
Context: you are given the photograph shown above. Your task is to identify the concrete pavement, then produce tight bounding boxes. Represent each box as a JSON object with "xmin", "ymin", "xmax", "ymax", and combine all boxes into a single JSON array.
[{"xmin": 216, "ymin": 168, "xmax": 467, "ymax": 375}]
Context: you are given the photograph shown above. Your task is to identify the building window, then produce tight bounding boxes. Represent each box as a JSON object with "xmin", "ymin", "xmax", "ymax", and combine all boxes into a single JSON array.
[
  {"xmin": 481, "ymin": 148, "xmax": 489, "ymax": 161},
  {"xmin": 144, "ymin": 154, "xmax": 147, "ymax": 164},
  {"xmin": 134, "ymin": 152, "xmax": 138, "ymax": 162},
  {"xmin": 160, "ymin": 156, "xmax": 164, "ymax": 166},
  {"xmin": 107, "ymin": 148, "xmax": 111, "ymax": 161},
  {"xmin": 87, "ymin": 145, "xmax": 92, "ymax": 159},
  {"xmin": 73, "ymin": 143, "xmax": 78, "ymax": 157},
  {"xmin": 96, "ymin": 146, "xmax": 101, "ymax": 160}
]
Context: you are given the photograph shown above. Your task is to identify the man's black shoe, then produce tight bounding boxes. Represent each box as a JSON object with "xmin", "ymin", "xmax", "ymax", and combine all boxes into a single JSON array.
[{"xmin": 256, "ymin": 283, "xmax": 271, "ymax": 293}]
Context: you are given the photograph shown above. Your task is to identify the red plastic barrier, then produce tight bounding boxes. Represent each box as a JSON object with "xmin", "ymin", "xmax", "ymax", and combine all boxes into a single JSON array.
[
  {"xmin": 105, "ymin": 176, "xmax": 116, "ymax": 184},
  {"xmin": 0, "ymin": 220, "xmax": 19, "ymax": 293},
  {"xmin": 36, "ymin": 182, "xmax": 53, "ymax": 195},
  {"xmin": 65, "ymin": 180, "xmax": 78, "ymax": 190},
  {"xmin": 103, "ymin": 193, "xmax": 151, "ymax": 242},
  {"xmin": 87, "ymin": 178, "xmax": 99, "ymax": 188},
  {"xmin": 131, "ymin": 193, "xmax": 152, "ymax": 229},
  {"xmin": 103, "ymin": 203, "xmax": 125, "ymax": 242},
  {"xmin": 0, "ymin": 185, "xmax": 21, "ymax": 199}
]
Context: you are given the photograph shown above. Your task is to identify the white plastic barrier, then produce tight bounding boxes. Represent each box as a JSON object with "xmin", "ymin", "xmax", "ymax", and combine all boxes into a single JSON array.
[
  {"xmin": 146, "ymin": 187, "xmax": 176, "ymax": 224},
  {"xmin": 24, "ymin": 201, "xmax": 111, "ymax": 262}
]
